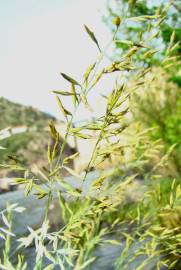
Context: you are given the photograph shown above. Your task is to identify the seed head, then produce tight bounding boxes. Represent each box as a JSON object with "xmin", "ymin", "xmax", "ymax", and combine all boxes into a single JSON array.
[{"xmin": 112, "ymin": 17, "xmax": 121, "ymax": 27}]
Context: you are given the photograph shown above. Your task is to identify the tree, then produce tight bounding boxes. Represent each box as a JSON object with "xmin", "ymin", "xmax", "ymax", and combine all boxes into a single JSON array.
[{"xmin": 105, "ymin": 0, "xmax": 181, "ymax": 66}]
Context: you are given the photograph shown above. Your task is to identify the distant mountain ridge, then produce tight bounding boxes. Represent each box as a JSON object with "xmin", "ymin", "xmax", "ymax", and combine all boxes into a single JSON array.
[
  {"xmin": 0, "ymin": 97, "xmax": 55, "ymax": 130},
  {"xmin": 0, "ymin": 97, "xmax": 74, "ymax": 181}
]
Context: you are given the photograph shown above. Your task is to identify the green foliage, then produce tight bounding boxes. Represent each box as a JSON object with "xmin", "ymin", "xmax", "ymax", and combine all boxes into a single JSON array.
[
  {"xmin": 133, "ymin": 67, "xmax": 181, "ymax": 175},
  {"xmin": 105, "ymin": 0, "xmax": 181, "ymax": 64}
]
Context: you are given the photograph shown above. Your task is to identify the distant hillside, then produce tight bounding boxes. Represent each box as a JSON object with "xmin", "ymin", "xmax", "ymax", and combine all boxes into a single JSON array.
[
  {"xmin": 0, "ymin": 97, "xmax": 75, "ymax": 179},
  {"xmin": 0, "ymin": 97, "xmax": 55, "ymax": 130}
]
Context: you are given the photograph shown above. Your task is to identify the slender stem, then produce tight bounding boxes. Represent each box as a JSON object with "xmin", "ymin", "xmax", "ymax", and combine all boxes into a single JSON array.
[
  {"xmin": 55, "ymin": 117, "xmax": 74, "ymax": 169},
  {"xmin": 4, "ymin": 209, "xmax": 12, "ymax": 263},
  {"xmin": 82, "ymin": 114, "xmax": 109, "ymax": 183},
  {"xmin": 86, "ymin": 28, "xmax": 118, "ymax": 94}
]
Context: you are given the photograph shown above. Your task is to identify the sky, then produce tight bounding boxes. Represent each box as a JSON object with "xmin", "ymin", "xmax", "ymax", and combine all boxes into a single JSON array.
[{"xmin": 0, "ymin": 0, "xmax": 112, "ymax": 121}]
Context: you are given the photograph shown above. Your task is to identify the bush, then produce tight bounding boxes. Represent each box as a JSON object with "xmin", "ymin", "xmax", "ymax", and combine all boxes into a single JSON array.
[{"xmin": 133, "ymin": 67, "xmax": 181, "ymax": 175}]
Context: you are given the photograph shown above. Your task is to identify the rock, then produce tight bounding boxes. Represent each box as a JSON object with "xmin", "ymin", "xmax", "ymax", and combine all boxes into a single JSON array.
[{"xmin": 0, "ymin": 177, "xmax": 14, "ymax": 193}]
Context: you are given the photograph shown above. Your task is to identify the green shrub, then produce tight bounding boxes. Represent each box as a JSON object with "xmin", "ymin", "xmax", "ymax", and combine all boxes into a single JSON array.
[{"xmin": 133, "ymin": 67, "xmax": 181, "ymax": 175}]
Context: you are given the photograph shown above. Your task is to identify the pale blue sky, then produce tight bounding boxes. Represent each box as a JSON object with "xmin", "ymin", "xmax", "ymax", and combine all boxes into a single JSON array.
[
  {"xmin": 0, "ymin": 0, "xmax": 67, "ymax": 55},
  {"xmin": 0, "ymin": 0, "xmax": 110, "ymax": 120}
]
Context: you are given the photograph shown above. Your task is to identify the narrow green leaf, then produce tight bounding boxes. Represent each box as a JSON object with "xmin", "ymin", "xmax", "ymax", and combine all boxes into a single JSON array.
[
  {"xmin": 53, "ymin": 90, "xmax": 75, "ymax": 96},
  {"xmin": 84, "ymin": 25, "xmax": 101, "ymax": 52},
  {"xmin": 56, "ymin": 95, "xmax": 72, "ymax": 118},
  {"xmin": 74, "ymin": 133, "xmax": 92, "ymax": 139},
  {"xmin": 83, "ymin": 62, "xmax": 96, "ymax": 86},
  {"xmin": 35, "ymin": 192, "xmax": 48, "ymax": 199},
  {"xmin": 14, "ymin": 206, "xmax": 26, "ymax": 213},
  {"xmin": 60, "ymin": 73, "xmax": 80, "ymax": 86},
  {"xmin": 71, "ymin": 83, "xmax": 79, "ymax": 105},
  {"xmin": 57, "ymin": 178, "xmax": 75, "ymax": 191},
  {"xmin": 80, "ymin": 93, "xmax": 93, "ymax": 111},
  {"xmin": 115, "ymin": 40, "xmax": 133, "ymax": 46},
  {"xmin": 104, "ymin": 239, "xmax": 121, "ymax": 245},
  {"xmin": 91, "ymin": 176, "xmax": 106, "ymax": 189},
  {"xmin": 25, "ymin": 180, "xmax": 33, "ymax": 196},
  {"xmin": 47, "ymin": 143, "xmax": 52, "ymax": 163},
  {"xmin": 63, "ymin": 152, "xmax": 79, "ymax": 164},
  {"xmin": 49, "ymin": 121, "xmax": 58, "ymax": 139},
  {"xmin": 33, "ymin": 184, "xmax": 47, "ymax": 194},
  {"xmin": 79, "ymin": 257, "xmax": 96, "ymax": 270},
  {"xmin": 69, "ymin": 127, "xmax": 83, "ymax": 133},
  {"xmin": 51, "ymin": 139, "xmax": 59, "ymax": 161},
  {"xmin": 91, "ymin": 69, "xmax": 104, "ymax": 88},
  {"xmin": 43, "ymin": 264, "xmax": 55, "ymax": 270},
  {"xmin": 2, "ymin": 213, "xmax": 10, "ymax": 228},
  {"xmin": 14, "ymin": 178, "xmax": 31, "ymax": 185},
  {"xmin": 0, "ymin": 227, "xmax": 15, "ymax": 237}
]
